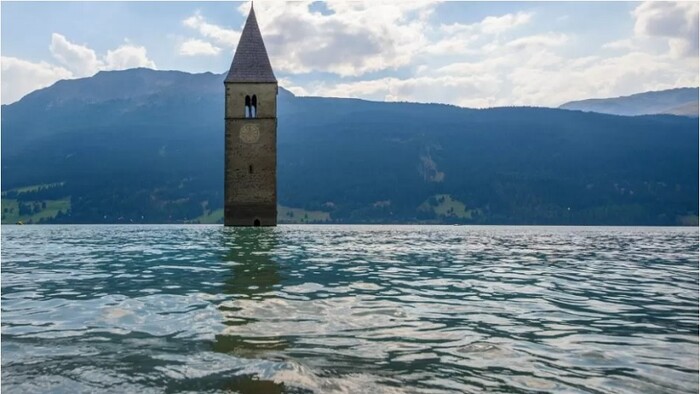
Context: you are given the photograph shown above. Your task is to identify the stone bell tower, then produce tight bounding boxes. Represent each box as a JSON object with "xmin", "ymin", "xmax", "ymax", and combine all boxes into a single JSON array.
[{"xmin": 224, "ymin": 4, "xmax": 277, "ymax": 226}]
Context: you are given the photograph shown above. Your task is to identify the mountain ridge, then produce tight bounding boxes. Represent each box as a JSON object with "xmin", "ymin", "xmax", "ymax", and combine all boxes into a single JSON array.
[
  {"xmin": 2, "ymin": 69, "xmax": 698, "ymax": 225},
  {"xmin": 559, "ymin": 87, "xmax": 699, "ymax": 117}
]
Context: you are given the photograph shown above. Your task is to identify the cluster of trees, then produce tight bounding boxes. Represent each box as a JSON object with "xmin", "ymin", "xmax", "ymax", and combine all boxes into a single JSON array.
[{"xmin": 17, "ymin": 201, "xmax": 46, "ymax": 216}]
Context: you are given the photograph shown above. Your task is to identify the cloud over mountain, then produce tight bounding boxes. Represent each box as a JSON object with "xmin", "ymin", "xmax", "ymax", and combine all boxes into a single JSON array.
[
  {"xmin": 1, "ymin": 2, "xmax": 697, "ymax": 107},
  {"xmin": 2, "ymin": 33, "xmax": 156, "ymax": 104},
  {"xmin": 1, "ymin": 56, "xmax": 72, "ymax": 104}
]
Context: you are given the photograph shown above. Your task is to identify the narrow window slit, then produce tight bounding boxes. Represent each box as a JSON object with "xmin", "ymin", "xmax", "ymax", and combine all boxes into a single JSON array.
[{"xmin": 244, "ymin": 95, "xmax": 251, "ymax": 118}]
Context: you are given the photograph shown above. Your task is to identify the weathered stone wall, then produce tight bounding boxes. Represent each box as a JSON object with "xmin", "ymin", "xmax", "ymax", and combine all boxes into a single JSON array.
[
  {"xmin": 225, "ymin": 84, "xmax": 277, "ymax": 118},
  {"xmin": 224, "ymin": 82, "xmax": 277, "ymax": 226}
]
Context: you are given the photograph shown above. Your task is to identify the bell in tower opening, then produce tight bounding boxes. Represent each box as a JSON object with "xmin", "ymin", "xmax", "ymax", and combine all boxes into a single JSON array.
[{"xmin": 224, "ymin": 3, "xmax": 277, "ymax": 227}]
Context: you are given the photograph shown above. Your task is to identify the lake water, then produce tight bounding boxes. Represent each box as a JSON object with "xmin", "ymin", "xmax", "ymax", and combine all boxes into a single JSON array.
[{"xmin": 1, "ymin": 225, "xmax": 698, "ymax": 393}]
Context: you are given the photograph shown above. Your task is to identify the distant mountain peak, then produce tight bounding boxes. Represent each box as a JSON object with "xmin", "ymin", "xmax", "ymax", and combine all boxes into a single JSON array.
[
  {"xmin": 560, "ymin": 87, "xmax": 699, "ymax": 117},
  {"xmin": 10, "ymin": 68, "xmax": 296, "ymax": 109}
]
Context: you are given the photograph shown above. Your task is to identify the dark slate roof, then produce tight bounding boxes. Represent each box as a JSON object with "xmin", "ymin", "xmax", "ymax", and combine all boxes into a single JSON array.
[{"xmin": 225, "ymin": 5, "xmax": 276, "ymax": 83}]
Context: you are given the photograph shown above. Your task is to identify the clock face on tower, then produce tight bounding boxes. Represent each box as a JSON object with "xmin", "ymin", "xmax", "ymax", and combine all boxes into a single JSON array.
[{"xmin": 239, "ymin": 123, "xmax": 260, "ymax": 144}]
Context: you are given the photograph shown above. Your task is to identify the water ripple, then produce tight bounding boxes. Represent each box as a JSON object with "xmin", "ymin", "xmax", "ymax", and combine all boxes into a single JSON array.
[{"xmin": 2, "ymin": 225, "xmax": 698, "ymax": 393}]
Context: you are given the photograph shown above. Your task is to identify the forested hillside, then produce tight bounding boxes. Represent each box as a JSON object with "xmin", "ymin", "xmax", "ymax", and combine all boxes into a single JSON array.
[{"xmin": 2, "ymin": 68, "xmax": 698, "ymax": 225}]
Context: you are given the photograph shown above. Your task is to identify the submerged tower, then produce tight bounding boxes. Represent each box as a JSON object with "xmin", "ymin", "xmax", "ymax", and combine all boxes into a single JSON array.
[{"xmin": 224, "ymin": 4, "xmax": 277, "ymax": 226}]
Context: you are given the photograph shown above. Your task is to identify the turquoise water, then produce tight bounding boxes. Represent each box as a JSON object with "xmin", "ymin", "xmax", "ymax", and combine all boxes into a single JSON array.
[{"xmin": 2, "ymin": 225, "xmax": 698, "ymax": 393}]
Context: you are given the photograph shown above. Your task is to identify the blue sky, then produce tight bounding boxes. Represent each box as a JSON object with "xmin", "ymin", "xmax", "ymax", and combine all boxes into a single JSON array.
[{"xmin": 2, "ymin": 1, "xmax": 698, "ymax": 106}]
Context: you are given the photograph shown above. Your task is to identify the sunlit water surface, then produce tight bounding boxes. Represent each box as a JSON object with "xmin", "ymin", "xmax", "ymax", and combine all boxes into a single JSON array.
[{"xmin": 2, "ymin": 225, "xmax": 698, "ymax": 393}]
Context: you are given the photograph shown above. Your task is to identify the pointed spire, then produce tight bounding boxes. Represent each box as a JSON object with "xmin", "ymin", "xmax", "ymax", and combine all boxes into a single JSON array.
[{"xmin": 225, "ymin": 3, "xmax": 276, "ymax": 83}]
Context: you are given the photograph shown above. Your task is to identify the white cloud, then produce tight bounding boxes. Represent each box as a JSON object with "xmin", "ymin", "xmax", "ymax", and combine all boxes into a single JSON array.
[
  {"xmin": 185, "ymin": 1, "xmax": 436, "ymax": 77},
  {"xmin": 267, "ymin": 0, "xmax": 433, "ymax": 76},
  {"xmin": 440, "ymin": 11, "xmax": 532, "ymax": 36},
  {"xmin": 5, "ymin": 3, "xmax": 698, "ymax": 109},
  {"xmin": 422, "ymin": 38, "xmax": 479, "ymax": 56},
  {"xmin": 602, "ymin": 38, "xmax": 636, "ymax": 51},
  {"xmin": 104, "ymin": 44, "xmax": 156, "ymax": 70},
  {"xmin": 1, "ymin": 56, "xmax": 72, "ymax": 104},
  {"xmin": 307, "ymin": 74, "xmax": 502, "ymax": 108},
  {"xmin": 633, "ymin": 1, "xmax": 699, "ymax": 57},
  {"xmin": 429, "ymin": 12, "xmax": 533, "ymax": 55},
  {"xmin": 183, "ymin": 13, "xmax": 240, "ymax": 48},
  {"xmin": 506, "ymin": 33, "xmax": 568, "ymax": 50},
  {"xmin": 432, "ymin": 56, "xmax": 511, "ymax": 77},
  {"xmin": 49, "ymin": 33, "xmax": 102, "ymax": 77},
  {"xmin": 480, "ymin": 12, "xmax": 533, "ymax": 35},
  {"xmin": 279, "ymin": 2, "xmax": 697, "ymax": 108},
  {"xmin": 277, "ymin": 77, "xmax": 309, "ymax": 96},
  {"xmin": 304, "ymin": 34, "xmax": 697, "ymax": 109},
  {"xmin": 49, "ymin": 33, "xmax": 156, "ymax": 74},
  {"xmin": 179, "ymin": 38, "xmax": 221, "ymax": 56},
  {"xmin": 4, "ymin": 34, "xmax": 156, "ymax": 104}
]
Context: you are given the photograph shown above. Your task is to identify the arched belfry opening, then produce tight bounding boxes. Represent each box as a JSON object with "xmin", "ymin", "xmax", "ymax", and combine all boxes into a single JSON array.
[
  {"xmin": 244, "ymin": 95, "xmax": 251, "ymax": 118},
  {"xmin": 224, "ymin": 3, "xmax": 278, "ymax": 227}
]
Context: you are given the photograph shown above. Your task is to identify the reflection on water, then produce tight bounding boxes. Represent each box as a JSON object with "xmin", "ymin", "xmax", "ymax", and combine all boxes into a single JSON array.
[
  {"xmin": 1, "ymin": 225, "xmax": 698, "ymax": 393},
  {"xmin": 221, "ymin": 228, "xmax": 280, "ymax": 299},
  {"xmin": 215, "ymin": 228, "xmax": 288, "ymax": 393},
  {"xmin": 215, "ymin": 228, "xmax": 289, "ymax": 357}
]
